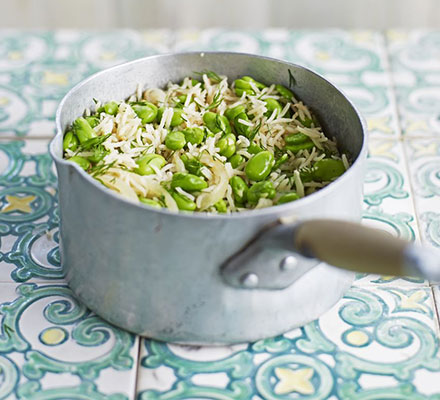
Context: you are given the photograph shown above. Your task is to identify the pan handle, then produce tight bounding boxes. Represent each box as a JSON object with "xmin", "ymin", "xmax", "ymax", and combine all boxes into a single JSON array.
[
  {"xmin": 292, "ymin": 219, "xmax": 440, "ymax": 281},
  {"xmin": 221, "ymin": 219, "xmax": 440, "ymax": 290}
]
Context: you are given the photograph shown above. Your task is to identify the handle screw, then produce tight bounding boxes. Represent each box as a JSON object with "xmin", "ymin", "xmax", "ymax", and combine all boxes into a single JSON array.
[
  {"xmin": 280, "ymin": 255, "xmax": 298, "ymax": 271},
  {"xmin": 240, "ymin": 272, "xmax": 259, "ymax": 288}
]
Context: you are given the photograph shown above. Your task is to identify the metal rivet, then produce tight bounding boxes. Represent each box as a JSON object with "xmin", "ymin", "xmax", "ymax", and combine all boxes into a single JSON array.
[
  {"xmin": 240, "ymin": 272, "xmax": 259, "ymax": 288},
  {"xmin": 280, "ymin": 255, "xmax": 298, "ymax": 271}
]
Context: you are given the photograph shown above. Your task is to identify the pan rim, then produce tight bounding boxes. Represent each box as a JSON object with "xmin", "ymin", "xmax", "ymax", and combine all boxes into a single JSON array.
[{"xmin": 50, "ymin": 51, "xmax": 368, "ymax": 221}]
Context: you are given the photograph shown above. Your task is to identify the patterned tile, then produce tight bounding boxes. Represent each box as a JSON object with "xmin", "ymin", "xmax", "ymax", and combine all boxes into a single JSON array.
[
  {"xmin": 1, "ymin": 29, "xmax": 440, "ymax": 400},
  {"xmin": 387, "ymin": 30, "xmax": 440, "ymax": 137},
  {"xmin": 353, "ymin": 138, "xmax": 426, "ymax": 286},
  {"xmin": 0, "ymin": 30, "xmax": 172, "ymax": 138},
  {"xmin": 0, "ymin": 140, "xmax": 61, "ymax": 283},
  {"xmin": 136, "ymin": 285, "xmax": 440, "ymax": 399},
  {"xmin": 404, "ymin": 138, "xmax": 440, "ymax": 251},
  {"xmin": 173, "ymin": 29, "xmax": 399, "ymax": 139},
  {"xmin": 0, "ymin": 282, "xmax": 139, "ymax": 399}
]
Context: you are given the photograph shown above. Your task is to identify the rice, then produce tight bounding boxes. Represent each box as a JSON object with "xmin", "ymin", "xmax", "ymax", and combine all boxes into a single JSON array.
[{"xmin": 63, "ymin": 72, "xmax": 349, "ymax": 212}]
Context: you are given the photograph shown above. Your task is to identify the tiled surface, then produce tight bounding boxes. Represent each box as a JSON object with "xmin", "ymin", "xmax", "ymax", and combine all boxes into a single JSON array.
[
  {"xmin": 387, "ymin": 30, "xmax": 440, "ymax": 138},
  {"xmin": 0, "ymin": 30, "xmax": 439, "ymax": 399}
]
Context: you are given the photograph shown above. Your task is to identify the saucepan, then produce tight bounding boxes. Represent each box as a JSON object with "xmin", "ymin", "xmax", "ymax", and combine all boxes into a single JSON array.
[{"xmin": 49, "ymin": 52, "xmax": 440, "ymax": 344}]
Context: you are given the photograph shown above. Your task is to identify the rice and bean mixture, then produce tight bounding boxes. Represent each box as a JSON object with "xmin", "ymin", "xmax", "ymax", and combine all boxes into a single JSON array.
[{"xmin": 63, "ymin": 71, "xmax": 349, "ymax": 213}]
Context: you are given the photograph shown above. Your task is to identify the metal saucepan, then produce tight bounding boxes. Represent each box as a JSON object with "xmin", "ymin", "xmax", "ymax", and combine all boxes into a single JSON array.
[{"xmin": 49, "ymin": 52, "xmax": 440, "ymax": 344}]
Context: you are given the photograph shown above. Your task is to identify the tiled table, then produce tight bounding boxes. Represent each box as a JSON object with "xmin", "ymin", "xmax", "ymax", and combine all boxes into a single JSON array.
[{"xmin": 0, "ymin": 30, "xmax": 439, "ymax": 399}]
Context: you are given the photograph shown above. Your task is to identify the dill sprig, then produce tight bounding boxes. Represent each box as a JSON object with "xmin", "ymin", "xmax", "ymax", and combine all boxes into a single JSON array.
[
  {"xmin": 76, "ymin": 133, "xmax": 112, "ymax": 153},
  {"xmin": 206, "ymin": 91, "xmax": 223, "ymax": 110},
  {"xmin": 288, "ymin": 69, "xmax": 296, "ymax": 88},
  {"xmin": 194, "ymin": 70, "xmax": 223, "ymax": 84},
  {"xmin": 248, "ymin": 121, "xmax": 262, "ymax": 142},
  {"xmin": 90, "ymin": 161, "xmax": 115, "ymax": 178}
]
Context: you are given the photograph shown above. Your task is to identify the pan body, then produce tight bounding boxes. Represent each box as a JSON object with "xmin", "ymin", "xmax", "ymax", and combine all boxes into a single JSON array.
[{"xmin": 50, "ymin": 52, "xmax": 367, "ymax": 344}]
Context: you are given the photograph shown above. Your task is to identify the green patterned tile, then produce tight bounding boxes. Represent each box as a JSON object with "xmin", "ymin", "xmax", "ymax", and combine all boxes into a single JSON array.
[
  {"xmin": 0, "ymin": 140, "xmax": 61, "ymax": 282},
  {"xmin": 355, "ymin": 138, "xmax": 424, "ymax": 286},
  {"xmin": 387, "ymin": 30, "xmax": 440, "ymax": 137},
  {"xmin": 173, "ymin": 29, "xmax": 398, "ymax": 138},
  {"xmin": 404, "ymin": 139, "xmax": 440, "ymax": 251},
  {"xmin": 0, "ymin": 30, "xmax": 172, "ymax": 137},
  {"xmin": 0, "ymin": 282, "xmax": 139, "ymax": 399},
  {"xmin": 136, "ymin": 285, "xmax": 440, "ymax": 399}
]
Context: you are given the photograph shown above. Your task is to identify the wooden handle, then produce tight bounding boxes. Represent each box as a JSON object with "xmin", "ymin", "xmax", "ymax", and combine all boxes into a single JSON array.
[{"xmin": 293, "ymin": 219, "xmax": 410, "ymax": 276}]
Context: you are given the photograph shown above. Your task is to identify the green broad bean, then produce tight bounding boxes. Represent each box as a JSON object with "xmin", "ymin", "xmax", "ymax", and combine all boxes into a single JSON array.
[
  {"xmin": 245, "ymin": 151, "xmax": 275, "ymax": 181},
  {"xmin": 139, "ymin": 198, "xmax": 162, "ymax": 208},
  {"xmin": 165, "ymin": 131, "xmax": 186, "ymax": 150},
  {"xmin": 85, "ymin": 116, "xmax": 100, "ymax": 128},
  {"xmin": 285, "ymin": 141, "xmax": 315, "ymax": 153},
  {"xmin": 285, "ymin": 132, "xmax": 310, "ymax": 145},
  {"xmin": 299, "ymin": 116, "xmax": 317, "ymax": 128},
  {"xmin": 203, "ymin": 112, "xmax": 231, "ymax": 134},
  {"xmin": 180, "ymin": 154, "xmax": 204, "ymax": 176},
  {"xmin": 88, "ymin": 146, "xmax": 108, "ymax": 164},
  {"xmin": 171, "ymin": 191, "xmax": 197, "ymax": 211},
  {"xmin": 101, "ymin": 101, "xmax": 119, "ymax": 116},
  {"xmin": 248, "ymin": 143, "xmax": 263, "ymax": 154},
  {"xmin": 277, "ymin": 192, "xmax": 300, "ymax": 204},
  {"xmin": 313, "ymin": 158, "xmax": 346, "ymax": 181},
  {"xmin": 69, "ymin": 155, "xmax": 90, "ymax": 170},
  {"xmin": 204, "ymin": 127, "xmax": 215, "ymax": 138},
  {"xmin": 299, "ymin": 168, "xmax": 314, "ymax": 183},
  {"xmin": 156, "ymin": 108, "xmax": 184, "ymax": 127},
  {"xmin": 272, "ymin": 154, "xmax": 289, "ymax": 170},
  {"xmin": 229, "ymin": 154, "xmax": 244, "ymax": 169},
  {"xmin": 73, "ymin": 117, "xmax": 96, "ymax": 143},
  {"xmin": 134, "ymin": 154, "xmax": 166, "ymax": 176},
  {"xmin": 242, "ymin": 76, "xmax": 266, "ymax": 89},
  {"xmin": 214, "ymin": 199, "xmax": 227, "ymax": 213},
  {"xmin": 131, "ymin": 101, "xmax": 158, "ymax": 124},
  {"xmin": 284, "ymin": 132, "xmax": 315, "ymax": 153},
  {"xmin": 247, "ymin": 181, "xmax": 276, "ymax": 205},
  {"xmin": 183, "ymin": 127, "xmax": 204, "ymax": 145},
  {"xmin": 275, "ymin": 84, "xmax": 295, "ymax": 100},
  {"xmin": 63, "ymin": 131, "xmax": 79, "ymax": 152},
  {"xmin": 264, "ymin": 98, "xmax": 283, "ymax": 117},
  {"xmin": 233, "ymin": 112, "xmax": 251, "ymax": 137},
  {"xmin": 234, "ymin": 79, "xmax": 254, "ymax": 97},
  {"xmin": 230, "ymin": 176, "xmax": 248, "ymax": 204},
  {"xmin": 225, "ymin": 105, "xmax": 246, "ymax": 121},
  {"xmin": 171, "ymin": 108, "xmax": 184, "ymax": 127},
  {"xmin": 217, "ymin": 134, "xmax": 236, "ymax": 158},
  {"xmin": 171, "ymin": 172, "xmax": 208, "ymax": 192}
]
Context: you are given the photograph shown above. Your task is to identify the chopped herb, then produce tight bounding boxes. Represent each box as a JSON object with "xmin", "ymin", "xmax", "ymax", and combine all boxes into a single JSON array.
[
  {"xmin": 248, "ymin": 121, "xmax": 262, "ymax": 142},
  {"xmin": 215, "ymin": 114, "xmax": 226, "ymax": 134},
  {"xmin": 288, "ymin": 69, "xmax": 296, "ymax": 88},
  {"xmin": 77, "ymin": 133, "xmax": 112, "ymax": 152},
  {"xmin": 194, "ymin": 70, "xmax": 222, "ymax": 84},
  {"xmin": 206, "ymin": 91, "xmax": 223, "ymax": 110},
  {"xmin": 90, "ymin": 161, "xmax": 115, "ymax": 178}
]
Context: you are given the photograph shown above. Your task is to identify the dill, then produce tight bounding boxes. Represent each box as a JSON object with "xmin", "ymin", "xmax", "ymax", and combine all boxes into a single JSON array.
[
  {"xmin": 248, "ymin": 121, "xmax": 262, "ymax": 142},
  {"xmin": 215, "ymin": 114, "xmax": 226, "ymax": 134},
  {"xmin": 90, "ymin": 161, "xmax": 115, "ymax": 178},
  {"xmin": 206, "ymin": 91, "xmax": 223, "ymax": 110},
  {"xmin": 194, "ymin": 70, "xmax": 222, "ymax": 84},
  {"xmin": 288, "ymin": 69, "xmax": 296, "ymax": 88},
  {"xmin": 77, "ymin": 133, "xmax": 112, "ymax": 152}
]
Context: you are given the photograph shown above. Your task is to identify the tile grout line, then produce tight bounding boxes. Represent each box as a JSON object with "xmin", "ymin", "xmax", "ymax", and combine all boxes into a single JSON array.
[
  {"xmin": 132, "ymin": 335, "xmax": 143, "ymax": 399},
  {"xmin": 429, "ymin": 286, "xmax": 440, "ymax": 336},
  {"xmin": 382, "ymin": 31, "xmax": 425, "ymax": 247}
]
